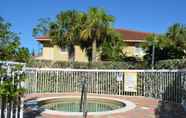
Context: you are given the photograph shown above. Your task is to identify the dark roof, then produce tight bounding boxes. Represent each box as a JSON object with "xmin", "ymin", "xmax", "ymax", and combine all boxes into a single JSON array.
[
  {"xmin": 116, "ymin": 29, "xmax": 151, "ymax": 42},
  {"xmin": 35, "ymin": 36, "xmax": 50, "ymax": 42},
  {"xmin": 35, "ymin": 29, "xmax": 151, "ymax": 43}
]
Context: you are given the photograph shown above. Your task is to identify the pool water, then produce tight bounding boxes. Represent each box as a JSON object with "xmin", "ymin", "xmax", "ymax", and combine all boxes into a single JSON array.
[{"xmin": 41, "ymin": 98, "xmax": 125, "ymax": 112}]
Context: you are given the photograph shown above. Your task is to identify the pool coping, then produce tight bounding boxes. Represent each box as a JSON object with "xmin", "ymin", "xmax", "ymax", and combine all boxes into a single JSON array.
[{"xmin": 36, "ymin": 96, "xmax": 136, "ymax": 116}]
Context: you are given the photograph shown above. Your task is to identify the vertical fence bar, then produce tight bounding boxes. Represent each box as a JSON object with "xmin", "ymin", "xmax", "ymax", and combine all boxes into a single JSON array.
[
  {"xmin": 35, "ymin": 70, "xmax": 38, "ymax": 93},
  {"xmin": 96, "ymin": 71, "xmax": 98, "ymax": 94}
]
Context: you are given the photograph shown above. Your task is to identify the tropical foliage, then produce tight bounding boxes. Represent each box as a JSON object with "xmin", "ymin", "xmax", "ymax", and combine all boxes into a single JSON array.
[
  {"xmin": 79, "ymin": 8, "xmax": 115, "ymax": 62},
  {"xmin": 33, "ymin": 8, "xmax": 124, "ymax": 62},
  {"xmin": 0, "ymin": 63, "xmax": 26, "ymax": 118},
  {"xmin": 49, "ymin": 10, "xmax": 85, "ymax": 62},
  {"xmin": 32, "ymin": 18, "xmax": 51, "ymax": 37},
  {"xmin": 100, "ymin": 29, "xmax": 125, "ymax": 61},
  {"xmin": 28, "ymin": 60, "xmax": 144, "ymax": 69},
  {"xmin": 142, "ymin": 23, "xmax": 186, "ymax": 67},
  {"xmin": 155, "ymin": 59, "xmax": 186, "ymax": 69},
  {"xmin": 0, "ymin": 17, "xmax": 31, "ymax": 62},
  {"xmin": 166, "ymin": 23, "xmax": 186, "ymax": 50}
]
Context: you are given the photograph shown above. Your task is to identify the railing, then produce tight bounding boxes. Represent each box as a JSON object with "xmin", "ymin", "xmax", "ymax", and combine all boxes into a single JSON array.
[
  {"xmin": 25, "ymin": 68, "xmax": 186, "ymax": 103},
  {"xmin": 0, "ymin": 61, "xmax": 25, "ymax": 118}
]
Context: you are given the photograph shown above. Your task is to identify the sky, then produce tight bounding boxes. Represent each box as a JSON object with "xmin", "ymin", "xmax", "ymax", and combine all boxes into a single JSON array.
[{"xmin": 0, "ymin": 0, "xmax": 186, "ymax": 52}]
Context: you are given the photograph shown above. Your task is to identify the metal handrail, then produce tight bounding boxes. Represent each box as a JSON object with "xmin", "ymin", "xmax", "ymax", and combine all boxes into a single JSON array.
[{"xmin": 80, "ymin": 79, "xmax": 88, "ymax": 118}]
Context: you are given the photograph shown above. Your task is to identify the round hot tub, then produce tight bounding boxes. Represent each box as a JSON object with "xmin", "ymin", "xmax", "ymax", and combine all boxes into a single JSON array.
[
  {"xmin": 37, "ymin": 96, "xmax": 136, "ymax": 116},
  {"xmin": 41, "ymin": 97, "xmax": 125, "ymax": 112}
]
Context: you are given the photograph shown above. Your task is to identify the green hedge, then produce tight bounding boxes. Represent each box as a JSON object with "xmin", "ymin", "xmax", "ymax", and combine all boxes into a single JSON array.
[
  {"xmin": 155, "ymin": 59, "xmax": 186, "ymax": 69},
  {"xmin": 27, "ymin": 60, "xmax": 144, "ymax": 69},
  {"xmin": 27, "ymin": 59, "xmax": 186, "ymax": 69}
]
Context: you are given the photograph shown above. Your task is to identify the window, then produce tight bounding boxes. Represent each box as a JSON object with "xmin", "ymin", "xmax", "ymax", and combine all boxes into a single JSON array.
[
  {"xmin": 134, "ymin": 42, "xmax": 140, "ymax": 48},
  {"xmin": 134, "ymin": 43, "xmax": 144, "ymax": 56},
  {"xmin": 60, "ymin": 46, "xmax": 68, "ymax": 52},
  {"xmin": 135, "ymin": 47, "xmax": 143, "ymax": 54}
]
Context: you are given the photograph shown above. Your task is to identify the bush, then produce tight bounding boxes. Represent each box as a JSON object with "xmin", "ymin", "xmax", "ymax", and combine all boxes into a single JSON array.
[
  {"xmin": 27, "ymin": 60, "xmax": 144, "ymax": 69},
  {"xmin": 155, "ymin": 59, "xmax": 186, "ymax": 69}
]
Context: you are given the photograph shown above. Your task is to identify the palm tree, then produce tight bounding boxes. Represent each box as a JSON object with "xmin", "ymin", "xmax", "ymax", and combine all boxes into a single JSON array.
[
  {"xmin": 142, "ymin": 34, "xmax": 170, "ymax": 67},
  {"xmin": 80, "ymin": 8, "xmax": 114, "ymax": 62},
  {"xmin": 49, "ymin": 10, "xmax": 85, "ymax": 63},
  {"xmin": 32, "ymin": 18, "xmax": 51, "ymax": 37},
  {"xmin": 166, "ymin": 23, "xmax": 186, "ymax": 51},
  {"xmin": 101, "ymin": 29, "xmax": 124, "ymax": 61},
  {"xmin": 142, "ymin": 28, "xmax": 186, "ymax": 68}
]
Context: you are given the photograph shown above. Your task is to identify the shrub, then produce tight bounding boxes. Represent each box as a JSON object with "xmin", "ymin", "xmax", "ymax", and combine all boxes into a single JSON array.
[
  {"xmin": 27, "ymin": 60, "xmax": 144, "ymax": 69},
  {"xmin": 155, "ymin": 59, "xmax": 186, "ymax": 69}
]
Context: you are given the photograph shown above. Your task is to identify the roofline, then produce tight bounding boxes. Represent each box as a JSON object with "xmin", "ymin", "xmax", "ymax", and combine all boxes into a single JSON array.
[
  {"xmin": 36, "ymin": 38, "xmax": 50, "ymax": 41},
  {"xmin": 116, "ymin": 28, "xmax": 152, "ymax": 35},
  {"xmin": 35, "ymin": 38, "xmax": 145, "ymax": 43},
  {"xmin": 35, "ymin": 36, "xmax": 50, "ymax": 43},
  {"xmin": 35, "ymin": 36, "xmax": 49, "ymax": 39},
  {"xmin": 35, "ymin": 28, "xmax": 151, "ymax": 43},
  {"xmin": 124, "ymin": 40, "xmax": 145, "ymax": 42}
]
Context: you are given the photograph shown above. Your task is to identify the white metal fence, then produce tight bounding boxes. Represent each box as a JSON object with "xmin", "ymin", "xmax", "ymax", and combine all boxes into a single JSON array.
[
  {"xmin": 0, "ymin": 61, "xmax": 25, "ymax": 118},
  {"xmin": 25, "ymin": 68, "xmax": 186, "ymax": 103}
]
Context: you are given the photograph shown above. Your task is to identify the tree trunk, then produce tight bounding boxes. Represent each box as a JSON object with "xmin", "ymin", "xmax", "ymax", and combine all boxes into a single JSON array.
[
  {"xmin": 68, "ymin": 45, "xmax": 75, "ymax": 67},
  {"xmin": 92, "ymin": 40, "xmax": 97, "ymax": 63}
]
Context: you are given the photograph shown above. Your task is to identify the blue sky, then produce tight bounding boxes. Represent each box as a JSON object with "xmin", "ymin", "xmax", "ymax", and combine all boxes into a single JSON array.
[{"xmin": 1, "ymin": 0, "xmax": 186, "ymax": 52}]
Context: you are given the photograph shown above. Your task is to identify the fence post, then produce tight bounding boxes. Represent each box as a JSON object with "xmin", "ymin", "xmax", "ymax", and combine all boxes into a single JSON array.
[
  {"xmin": 182, "ymin": 71, "xmax": 186, "ymax": 107},
  {"xmin": 96, "ymin": 71, "xmax": 98, "ymax": 94},
  {"xmin": 143, "ymin": 72, "xmax": 146, "ymax": 97},
  {"xmin": 20, "ymin": 97, "xmax": 24, "ymax": 118},
  {"xmin": 119, "ymin": 81, "xmax": 121, "ymax": 95},
  {"xmin": 56, "ymin": 71, "xmax": 59, "ymax": 93},
  {"xmin": 35, "ymin": 71, "xmax": 38, "ymax": 93}
]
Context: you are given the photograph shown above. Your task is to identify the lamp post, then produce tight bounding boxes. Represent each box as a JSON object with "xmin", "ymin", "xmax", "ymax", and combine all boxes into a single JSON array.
[
  {"xmin": 151, "ymin": 43, "xmax": 155, "ymax": 70},
  {"xmin": 151, "ymin": 35, "xmax": 158, "ymax": 70}
]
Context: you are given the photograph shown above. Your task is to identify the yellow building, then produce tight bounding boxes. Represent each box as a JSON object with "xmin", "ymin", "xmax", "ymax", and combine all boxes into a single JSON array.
[{"xmin": 35, "ymin": 29, "xmax": 150, "ymax": 62}]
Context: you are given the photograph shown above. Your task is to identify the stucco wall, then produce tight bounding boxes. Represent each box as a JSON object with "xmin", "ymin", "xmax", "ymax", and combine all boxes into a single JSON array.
[
  {"xmin": 123, "ymin": 46, "xmax": 136, "ymax": 57},
  {"xmin": 52, "ymin": 45, "xmax": 88, "ymax": 62},
  {"xmin": 53, "ymin": 45, "xmax": 68, "ymax": 61},
  {"xmin": 35, "ymin": 45, "xmax": 144, "ymax": 61},
  {"xmin": 122, "ymin": 46, "xmax": 144, "ymax": 58},
  {"xmin": 35, "ymin": 45, "xmax": 89, "ymax": 62},
  {"xmin": 35, "ymin": 47, "xmax": 54, "ymax": 60},
  {"xmin": 74, "ymin": 45, "xmax": 88, "ymax": 62}
]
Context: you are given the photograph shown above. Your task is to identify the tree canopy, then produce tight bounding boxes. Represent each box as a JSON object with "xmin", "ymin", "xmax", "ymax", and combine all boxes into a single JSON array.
[
  {"xmin": 100, "ymin": 29, "xmax": 125, "ymax": 61},
  {"xmin": 33, "ymin": 8, "xmax": 124, "ymax": 62},
  {"xmin": 142, "ymin": 23, "xmax": 186, "ymax": 66},
  {"xmin": 48, "ymin": 10, "xmax": 85, "ymax": 62},
  {"xmin": 0, "ymin": 17, "xmax": 30, "ymax": 62},
  {"xmin": 32, "ymin": 18, "xmax": 51, "ymax": 37},
  {"xmin": 79, "ymin": 8, "xmax": 115, "ymax": 62}
]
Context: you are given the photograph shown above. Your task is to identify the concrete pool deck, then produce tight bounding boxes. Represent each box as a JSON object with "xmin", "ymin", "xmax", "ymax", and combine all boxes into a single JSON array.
[{"xmin": 24, "ymin": 93, "xmax": 185, "ymax": 118}]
